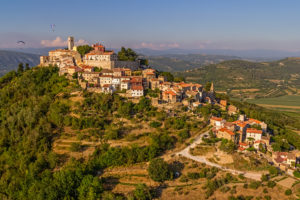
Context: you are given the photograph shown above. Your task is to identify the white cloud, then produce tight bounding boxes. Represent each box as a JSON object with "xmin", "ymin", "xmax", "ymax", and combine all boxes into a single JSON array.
[
  {"xmin": 41, "ymin": 37, "xmax": 88, "ymax": 47},
  {"xmin": 139, "ymin": 42, "xmax": 180, "ymax": 50}
]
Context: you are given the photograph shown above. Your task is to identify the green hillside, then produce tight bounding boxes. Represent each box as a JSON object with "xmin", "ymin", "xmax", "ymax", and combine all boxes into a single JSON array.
[
  {"xmin": 175, "ymin": 58, "xmax": 300, "ymax": 99},
  {"xmin": 147, "ymin": 54, "xmax": 240, "ymax": 72},
  {"xmin": 0, "ymin": 50, "xmax": 40, "ymax": 76}
]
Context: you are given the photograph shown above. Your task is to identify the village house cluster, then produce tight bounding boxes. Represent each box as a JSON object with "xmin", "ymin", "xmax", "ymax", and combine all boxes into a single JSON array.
[
  {"xmin": 210, "ymin": 114, "xmax": 269, "ymax": 150},
  {"xmin": 40, "ymin": 36, "xmax": 139, "ymax": 70},
  {"xmin": 210, "ymin": 114, "xmax": 300, "ymax": 173}
]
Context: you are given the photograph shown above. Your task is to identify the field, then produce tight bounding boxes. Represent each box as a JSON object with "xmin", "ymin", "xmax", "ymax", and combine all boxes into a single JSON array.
[{"xmin": 247, "ymin": 95, "xmax": 300, "ymax": 113}]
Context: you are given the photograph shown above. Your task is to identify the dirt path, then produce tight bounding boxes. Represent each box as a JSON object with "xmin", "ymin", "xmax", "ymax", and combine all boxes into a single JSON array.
[{"xmin": 176, "ymin": 130, "xmax": 262, "ymax": 181}]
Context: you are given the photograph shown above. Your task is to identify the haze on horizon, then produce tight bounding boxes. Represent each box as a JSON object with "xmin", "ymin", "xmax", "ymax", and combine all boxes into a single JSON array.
[{"xmin": 1, "ymin": 0, "xmax": 300, "ymax": 52}]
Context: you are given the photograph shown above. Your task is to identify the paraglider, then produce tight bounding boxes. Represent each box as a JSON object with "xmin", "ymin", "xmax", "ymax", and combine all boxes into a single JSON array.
[
  {"xmin": 17, "ymin": 41, "xmax": 25, "ymax": 45},
  {"xmin": 17, "ymin": 41, "xmax": 25, "ymax": 49},
  {"xmin": 50, "ymin": 24, "xmax": 56, "ymax": 32}
]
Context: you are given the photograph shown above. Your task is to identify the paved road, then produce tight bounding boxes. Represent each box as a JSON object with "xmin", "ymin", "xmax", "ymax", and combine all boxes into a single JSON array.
[{"xmin": 176, "ymin": 131, "xmax": 262, "ymax": 181}]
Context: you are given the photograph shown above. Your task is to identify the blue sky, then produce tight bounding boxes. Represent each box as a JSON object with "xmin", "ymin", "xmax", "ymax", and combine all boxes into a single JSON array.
[{"xmin": 1, "ymin": 0, "xmax": 300, "ymax": 50}]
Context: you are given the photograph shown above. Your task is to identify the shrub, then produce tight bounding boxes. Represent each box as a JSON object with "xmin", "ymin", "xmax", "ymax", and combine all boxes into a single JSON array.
[
  {"xmin": 267, "ymin": 181, "xmax": 276, "ymax": 188},
  {"xmin": 69, "ymin": 142, "xmax": 82, "ymax": 152},
  {"xmin": 179, "ymin": 175, "xmax": 189, "ymax": 183},
  {"xmin": 133, "ymin": 184, "xmax": 152, "ymax": 200},
  {"xmin": 149, "ymin": 121, "xmax": 162, "ymax": 128},
  {"xmin": 293, "ymin": 170, "xmax": 300, "ymax": 178},
  {"xmin": 187, "ymin": 172, "xmax": 200, "ymax": 180},
  {"xmin": 148, "ymin": 158, "xmax": 173, "ymax": 182},
  {"xmin": 249, "ymin": 181, "xmax": 261, "ymax": 189},
  {"xmin": 285, "ymin": 189, "xmax": 292, "ymax": 196}
]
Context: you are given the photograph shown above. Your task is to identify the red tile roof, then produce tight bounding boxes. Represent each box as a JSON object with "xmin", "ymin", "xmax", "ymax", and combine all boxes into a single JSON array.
[
  {"xmin": 218, "ymin": 128, "xmax": 235, "ymax": 136},
  {"xmin": 211, "ymin": 116, "xmax": 223, "ymax": 122},
  {"xmin": 131, "ymin": 85, "xmax": 143, "ymax": 90},
  {"xmin": 246, "ymin": 128, "xmax": 263, "ymax": 134}
]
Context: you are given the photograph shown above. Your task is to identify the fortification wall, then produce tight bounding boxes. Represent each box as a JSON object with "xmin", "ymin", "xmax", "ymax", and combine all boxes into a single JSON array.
[
  {"xmin": 112, "ymin": 61, "xmax": 140, "ymax": 70},
  {"xmin": 83, "ymin": 60, "xmax": 113, "ymax": 69}
]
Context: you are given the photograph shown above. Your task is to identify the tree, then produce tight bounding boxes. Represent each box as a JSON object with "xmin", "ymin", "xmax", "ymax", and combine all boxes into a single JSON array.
[
  {"xmin": 133, "ymin": 184, "xmax": 152, "ymax": 200},
  {"xmin": 17, "ymin": 63, "xmax": 24, "ymax": 74},
  {"xmin": 25, "ymin": 63, "xmax": 30, "ymax": 70},
  {"xmin": 118, "ymin": 47, "xmax": 138, "ymax": 61},
  {"xmin": 77, "ymin": 45, "xmax": 93, "ymax": 56},
  {"xmin": 148, "ymin": 158, "xmax": 173, "ymax": 182},
  {"xmin": 77, "ymin": 175, "xmax": 103, "ymax": 200},
  {"xmin": 72, "ymin": 72, "xmax": 78, "ymax": 79},
  {"xmin": 139, "ymin": 59, "xmax": 149, "ymax": 66},
  {"xmin": 205, "ymin": 82, "xmax": 212, "ymax": 92},
  {"xmin": 159, "ymin": 72, "xmax": 174, "ymax": 82},
  {"xmin": 285, "ymin": 189, "xmax": 292, "ymax": 196}
]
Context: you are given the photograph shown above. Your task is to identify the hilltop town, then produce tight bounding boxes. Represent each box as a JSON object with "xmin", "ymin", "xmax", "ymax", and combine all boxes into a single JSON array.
[
  {"xmin": 28, "ymin": 36, "xmax": 300, "ymax": 199},
  {"xmin": 39, "ymin": 36, "xmax": 300, "ymax": 178}
]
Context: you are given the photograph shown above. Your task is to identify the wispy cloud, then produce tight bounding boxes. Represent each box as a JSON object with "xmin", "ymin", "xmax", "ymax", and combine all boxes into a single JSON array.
[
  {"xmin": 137, "ymin": 42, "xmax": 180, "ymax": 50},
  {"xmin": 41, "ymin": 37, "xmax": 88, "ymax": 47}
]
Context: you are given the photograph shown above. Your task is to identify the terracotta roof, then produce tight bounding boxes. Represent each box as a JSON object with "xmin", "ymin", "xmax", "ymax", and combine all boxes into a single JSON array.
[
  {"xmin": 131, "ymin": 85, "xmax": 143, "ymax": 90},
  {"xmin": 218, "ymin": 128, "xmax": 235, "ymax": 136},
  {"xmin": 211, "ymin": 116, "xmax": 223, "ymax": 122},
  {"xmin": 86, "ymin": 50, "xmax": 114, "ymax": 56},
  {"xmin": 101, "ymin": 69, "xmax": 113, "ymax": 73},
  {"xmin": 146, "ymin": 72, "xmax": 155, "ymax": 75},
  {"xmin": 248, "ymin": 118, "xmax": 262, "ymax": 124},
  {"xmin": 237, "ymin": 122, "xmax": 248, "ymax": 128},
  {"xmin": 121, "ymin": 80, "xmax": 130, "ymax": 83},
  {"xmin": 238, "ymin": 147, "xmax": 246, "ymax": 151},
  {"xmin": 246, "ymin": 128, "xmax": 263, "ymax": 134},
  {"xmin": 81, "ymin": 65, "xmax": 94, "ymax": 69},
  {"xmin": 239, "ymin": 142, "xmax": 248, "ymax": 146},
  {"xmin": 164, "ymin": 90, "xmax": 177, "ymax": 96}
]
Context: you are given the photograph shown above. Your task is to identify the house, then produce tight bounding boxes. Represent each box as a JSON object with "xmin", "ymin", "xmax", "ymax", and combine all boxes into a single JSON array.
[
  {"xmin": 248, "ymin": 118, "xmax": 268, "ymax": 133},
  {"xmin": 101, "ymin": 69, "xmax": 113, "ymax": 76},
  {"xmin": 113, "ymin": 68, "xmax": 125, "ymax": 77},
  {"xmin": 66, "ymin": 66, "xmax": 82, "ymax": 75},
  {"xmin": 142, "ymin": 68, "xmax": 156, "ymax": 77},
  {"xmin": 216, "ymin": 128, "xmax": 236, "ymax": 142},
  {"xmin": 210, "ymin": 116, "xmax": 225, "ymax": 129},
  {"xmin": 131, "ymin": 85, "xmax": 144, "ymax": 97},
  {"xmin": 223, "ymin": 122, "xmax": 236, "ymax": 132},
  {"xmin": 185, "ymin": 90, "xmax": 200, "ymax": 102},
  {"xmin": 228, "ymin": 105, "xmax": 238, "ymax": 115},
  {"xmin": 238, "ymin": 142, "xmax": 249, "ymax": 152},
  {"xmin": 101, "ymin": 84, "xmax": 114, "ymax": 94},
  {"xmin": 273, "ymin": 152, "xmax": 297, "ymax": 169},
  {"xmin": 162, "ymin": 90, "xmax": 180, "ymax": 103},
  {"xmin": 123, "ymin": 68, "xmax": 132, "ymax": 76},
  {"xmin": 121, "ymin": 80, "xmax": 130, "ymax": 90},
  {"xmin": 81, "ymin": 72, "xmax": 100, "ymax": 81},
  {"xmin": 253, "ymin": 140, "xmax": 267, "ymax": 150},
  {"xmin": 112, "ymin": 77, "xmax": 121, "ymax": 89},
  {"xmin": 220, "ymin": 100, "xmax": 227, "ymax": 110},
  {"xmin": 99, "ymin": 75, "xmax": 112, "ymax": 86},
  {"xmin": 149, "ymin": 78, "xmax": 161, "ymax": 90},
  {"xmin": 192, "ymin": 102, "xmax": 202, "ymax": 108},
  {"xmin": 246, "ymin": 128, "xmax": 262, "ymax": 142},
  {"xmin": 80, "ymin": 65, "xmax": 94, "ymax": 72}
]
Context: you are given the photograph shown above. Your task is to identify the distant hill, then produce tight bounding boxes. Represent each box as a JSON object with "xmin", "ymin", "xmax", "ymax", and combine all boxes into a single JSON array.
[
  {"xmin": 145, "ymin": 54, "xmax": 241, "ymax": 71},
  {"xmin": 175, "ymin": 58, "xmax": 300, "ymax": 99},
  {"xmin": 0, "ymin": 50, "xmax": 40, "ymax": 76}
]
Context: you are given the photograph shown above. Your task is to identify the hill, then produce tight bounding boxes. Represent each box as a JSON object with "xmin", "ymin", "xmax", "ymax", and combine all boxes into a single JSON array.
[
  {"xmin": 146, "ymin": 54, "xmax": 241, "ymax": 71},
  {"xmin": 0, "ymin": 50, "xmax": 40, "ymax": 76},
  {"xmin": 175, "ymin": 58, "xmax": 300, "ymax": 99},
  {"xmin": 1, "ymin": 67, "xmax": 300, "ymax": 199}
]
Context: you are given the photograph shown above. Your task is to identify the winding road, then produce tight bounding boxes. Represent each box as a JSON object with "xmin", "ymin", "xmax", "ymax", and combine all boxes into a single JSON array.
[{"xmin": 176, "ymin": 131, "xmax": 263, "ymax": 181}]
